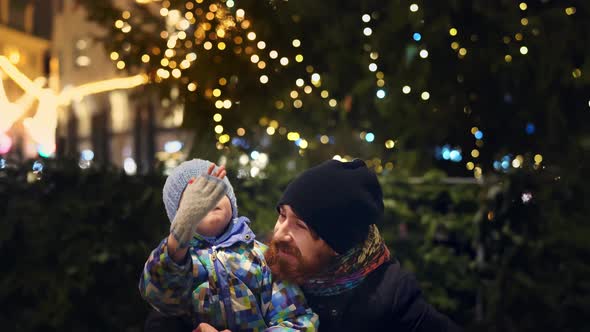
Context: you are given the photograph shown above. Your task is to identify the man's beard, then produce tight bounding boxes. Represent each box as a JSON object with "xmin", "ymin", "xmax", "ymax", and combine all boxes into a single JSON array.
[{"xmin": 265, "ymin": 239, "xmax": 313, "ymax": 285}]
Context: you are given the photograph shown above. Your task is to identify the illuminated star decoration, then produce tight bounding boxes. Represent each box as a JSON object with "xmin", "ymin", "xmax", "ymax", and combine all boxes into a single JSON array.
[{"xmin": 0, "ymin": 55, "xmax": 149, "ymax": 156}]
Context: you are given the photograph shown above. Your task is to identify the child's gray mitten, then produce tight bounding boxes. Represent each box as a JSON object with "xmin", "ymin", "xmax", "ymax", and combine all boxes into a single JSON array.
[{"xmin": 170, "ymin": 175, "xmax": 227, "ymax": 247}]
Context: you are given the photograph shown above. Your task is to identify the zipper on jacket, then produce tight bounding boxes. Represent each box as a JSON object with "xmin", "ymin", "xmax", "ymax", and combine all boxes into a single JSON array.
[{"xmin": 210, "ymin": 246, "xmax": 236, "ymax": 330}]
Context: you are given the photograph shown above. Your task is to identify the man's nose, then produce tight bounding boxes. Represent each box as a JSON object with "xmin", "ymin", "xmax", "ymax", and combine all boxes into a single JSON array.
[{"xmin": 274, "ymin": 222, "xmax": 293, "ymax": 242}]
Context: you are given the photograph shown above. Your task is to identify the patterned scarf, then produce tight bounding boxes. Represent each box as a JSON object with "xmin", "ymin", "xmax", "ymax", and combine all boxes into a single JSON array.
[{"xmin": 302, "ymin": 224, "xmax": 390, "ymax": 296}]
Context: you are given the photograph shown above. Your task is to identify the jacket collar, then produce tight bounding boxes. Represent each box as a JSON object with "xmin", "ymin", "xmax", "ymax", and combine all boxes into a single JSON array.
[{"xmin": 189, "ymin": 216, "xmax": 255, "ymax": 249}]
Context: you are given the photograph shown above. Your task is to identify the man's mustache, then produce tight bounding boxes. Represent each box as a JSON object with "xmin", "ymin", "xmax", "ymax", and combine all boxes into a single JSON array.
[{"xmin": 271, "ymin": 240, "xmax": 302, "ymax": 259}]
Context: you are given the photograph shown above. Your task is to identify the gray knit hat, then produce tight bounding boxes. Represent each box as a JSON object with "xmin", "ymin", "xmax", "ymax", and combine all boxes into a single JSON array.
[{"xmin": 163, "ymin": 158, "xmax": 238, "ymax": 223}]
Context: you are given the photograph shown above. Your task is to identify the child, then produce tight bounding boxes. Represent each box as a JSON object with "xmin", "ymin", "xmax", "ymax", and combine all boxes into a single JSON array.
[{"xmin": 139, "ymin": 159, "xmax": 318, "ymax": 331}]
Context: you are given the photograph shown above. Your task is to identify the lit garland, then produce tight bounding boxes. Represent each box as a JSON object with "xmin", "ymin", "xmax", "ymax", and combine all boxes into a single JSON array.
[{"xmin": 115, "ymin": 1, "xmax": 340, "ymax": 153}]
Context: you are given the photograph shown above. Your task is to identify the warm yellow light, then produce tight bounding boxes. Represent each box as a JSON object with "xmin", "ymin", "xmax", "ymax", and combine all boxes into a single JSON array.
[
  {"xmin": 215, "ymin": 100, "xmax": 224, "ymax": 109},
  {"xmin": 217, "ymin": 42, "xmax": 226, "ymax": 50},
  {"xmin": 292, "ymin": 39, "xmax": 301, "ymax": 47},
  {"xmin": 266, "ymin": 127, "xmax": 276, "ymax": 135},
  {"xmin": 459, "ymin": 48, "xmax": 467, "ymax": 56},
  {"xmin": 449, "ymin": 28, "xmax": 458, "ymax": 36},
  {"xmin": 259, "ymin": 75, "xmax": 268, "ymax": 84},
  {"xmin": 421, "ymin": 91, "xmax": 430, "ymax": 100},
  {"xmin": 287, "ymin": 132, "xmax": 300, "ymax": 141},
  {"xmin": 321, "ymin": 90, "xmax": 329, "ymax": 98},
  {"xmin": 304, "ymin": 86, "xmax": 312, "ymax": 94},
  {"xmin": 409, "ymin": 4, "xmax": 419, "ymax": 12},
  {"xmin": 110, "ymin": 52, "xmax": 120, "ymax": 61},
  {"xmin": 215, "ymin": 125, "xmax": 224, "ymax": 134},
  {"xmin": 116, "ymin": 61, "xmax": 126, "ymax": 69},
  {"xmin": 257, "ymin": 41, "xmax": 266, "ymax": 49},
  {"xmin": 250, "ymin": 54, "xmax": 260, "ymax": 63},
  {"xmin": 328, "ymin": 99, "xmax": 337, "ymax": 107},
  {"xmin": 219, "ymin": 134, "xmax": 230, "ymax": 144},
  {"xmin": 172, "ymin": 69, "xmax": 181, "ymax": 78},
  {"xmin": 471, "ymin": 149, "xmax": 480, "ymax": 158},
  {"xmin": 275, "ymin": 100, "xmax": 284, "ymax": 109},
  {"xmin": 269, "ymin": 50, "xmax": 278, "ymax": 59},
  {"xmin": 115, "ymin": 19, "xmax": 124, "ymax": 28},
  {"xmin": 247, "ymin": 32, "xmax": 257, "ymax": 40},
  {"xmin": 293, "ymin": 99, "xmax": 303, "ymax": 108},
  {"xmin": 521, "ymin": 18, "xmax": 529, "ymax": 26},
  {"xmin": 565, "ymin": 7, "xmax": 576, "ymax": 15},
  {"xmin": 299, "ymin": 139, "xmax": 308, "ymax": 149},
  {"xmin": 471, "ymin": 127, "xmax": 478, "ymax": 134},
  {"xmin": 520, "ymin": 46, "xmax": 528, "ymax": 55},
  {"xmin": 290, "ymin": 90, "xmax": 299, "ymax": 99},
  {"xmin": 295, "ymin": 54, "xmax": 304, "ymax": 62},
  {"xmin": 213, "ymin": 89, "xmax": 221, "ymax": 97},
  {"xmin": 466, "ymin": 162, "xmax": 475, "ymax": 170},
  {"xmin": 320, "ymin": 135, "xmax": 330, "ymax": 144},
  {"xmin": 280, "ymin": 57, "xmax": 289, "ymax": 66},
  {"xmin": 505, "ymin": 54, "xmax": 512, "ymax": 62},
  {"xmin": 213, "ymin": 113, "xmax": 222, "ymax": 122},
  {"xmin": 572, "ymin": 68, "xmax": 582, "ymax": 78},
  {"xmin": 534, "ymin": 154, "xmax": 543, "ymax": 164},
  {"xmin": 204, "ymin": 41, "xmax": 213, "ymax": 50},
  {"xmin": 385, "ymin": 140, "xmax": 395, "ymax": 149},
  {"xmin": 237, "ymin": 128, "xmax": 246, "ymax": 136},
  {"xmin": 519, "ymin": 2, "xmax": 527, "ymax": 10},
  {"xmin": 451, "ymin": 42, "xmax": 460, "ymax": 50},
  {"xmin": 402, "ymin": 85, "xmax": 411, "ymax": 94},
  {"xmin": 141, "ymin": 54, "xmax": 150, "ymax": 63}
]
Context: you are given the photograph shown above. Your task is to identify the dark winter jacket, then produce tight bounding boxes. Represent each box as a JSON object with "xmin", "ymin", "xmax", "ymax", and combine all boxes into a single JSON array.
[{"xmin": 304, "ymin": 260, "xmax": 462, "ymax": 332}]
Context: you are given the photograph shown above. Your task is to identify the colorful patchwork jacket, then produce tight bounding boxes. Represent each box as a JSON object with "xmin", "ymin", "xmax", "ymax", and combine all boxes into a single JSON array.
[{"xmin": 139, "ymin": 216, "xmax": 318, "ymax": 331}]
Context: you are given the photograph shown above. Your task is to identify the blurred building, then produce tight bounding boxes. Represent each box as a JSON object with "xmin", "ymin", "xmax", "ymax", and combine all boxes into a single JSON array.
[{"xmin": 1, "ymin": 0, "xmax": 193, "ymax": 173}]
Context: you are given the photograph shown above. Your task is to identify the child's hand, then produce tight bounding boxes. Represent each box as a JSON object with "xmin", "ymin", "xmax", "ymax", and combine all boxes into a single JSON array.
[{"xmin": 170, "ymin": 163, "xmax": 228, "ymax": 248}]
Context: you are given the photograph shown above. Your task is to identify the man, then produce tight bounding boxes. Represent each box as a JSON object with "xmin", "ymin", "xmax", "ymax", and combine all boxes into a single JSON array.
[
  {"xmin": 264, "ymin": 159, "xmax": 462, "ymax": 331},
  {"xmin": 146, "ymin": 159, "xmax": 461, "ymax": 331}
]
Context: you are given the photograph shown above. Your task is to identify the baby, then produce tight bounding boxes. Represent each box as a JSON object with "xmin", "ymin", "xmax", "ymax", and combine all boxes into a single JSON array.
[{"xmin": 139, "ymin": 159, "xmax": 318, "ymax": 331}]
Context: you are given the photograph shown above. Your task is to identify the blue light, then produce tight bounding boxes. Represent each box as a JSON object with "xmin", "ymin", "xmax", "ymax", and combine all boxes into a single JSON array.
[
  {"xmin": 376, "ymin": 89, "xmax": 386, "ymax": 99},
  {"xmin": 413, "ymin": 32, "xmax": 422, "ymax": 41},
  {"xmin": 525, "ymin": 123, "xmax": 535, "ymax": 135},
  {"xmin": 450, "ymin": 150, "xmax": 462, "ymax": 162},
  {"xmin": 474, "ymin": 130, "xmax": 483, "ymax": 140},
  {"xmin": 250, "ymin": 150, "xmax": 260, "ymax": 160},
  {"xmin": 0, "ymin": 158, "xmax": 5, "ymax": 169},
  {"xmin": 32, "ymin": 161, "xmax": 43, "ymax": 172},
  {"xmin": 365, "ymin": 132, "xmax": 375, "ymax": 142},
  {"xmin": 493, "ymin": 161, "xmax": 501, "ymax": 170},
  {"xmin": 81, "ymin": 149, "xmax": 94, "ymax": 161},
  {"xmin": 295, "ymin": 138, "xmax": 302, "ymax": 147},
  {"xmin": 501, "ymin": 160, "xmax": 510, "ymax": 169},
  {"xmin": 164, "ymin": 140, "xmax": 183, "ymax": 153},
  {"xmin": 442, "ymin": 150, "xmax": 451, "ymax": 160}
]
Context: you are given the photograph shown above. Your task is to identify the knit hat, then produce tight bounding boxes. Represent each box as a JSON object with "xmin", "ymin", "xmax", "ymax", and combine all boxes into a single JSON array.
[
  {"xmin": 277, "ymin": 159, "xmax": 384, "ymax": 253},
  {"xmin": 163, "ymin": 158, "xmax": 238, "ymax": 223}
]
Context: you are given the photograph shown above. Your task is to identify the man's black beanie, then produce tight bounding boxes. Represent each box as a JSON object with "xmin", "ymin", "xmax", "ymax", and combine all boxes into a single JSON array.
[{"xmin": 277, "ymin": 159, "xmax": 384, "ymax": 253}]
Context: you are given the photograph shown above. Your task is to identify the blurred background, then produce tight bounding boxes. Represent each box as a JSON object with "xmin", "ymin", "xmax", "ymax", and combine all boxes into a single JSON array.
[{"xmin": 0, "ymin": 0, "xmax": 589, "ymax": 331}]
